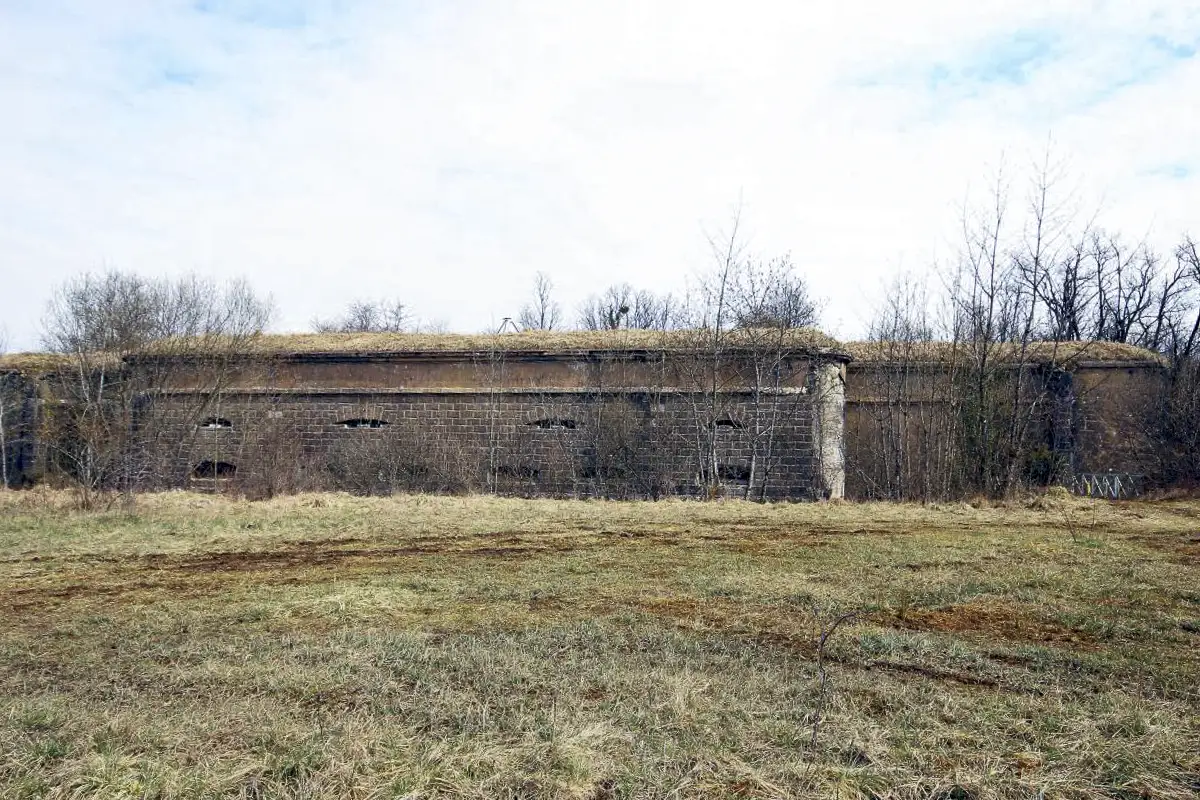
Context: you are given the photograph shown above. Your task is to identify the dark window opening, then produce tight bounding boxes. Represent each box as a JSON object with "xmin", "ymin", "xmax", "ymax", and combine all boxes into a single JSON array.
[
  {"xmin": 198, "ymin": 417, "xmax": 233, "ymax": 429},
  {"xmin": 496, "ymin": 464, "xmax": 541, "ymax": 480},
  {"xmin": 338, "ymin": 418, "xmax": 390, "ymax": 429},
  {"xmin": 718, "ymin": 463, "xmax": 752, "ymax": 482},
  {"xmin": 192, "ymin": 461, "xmax": 237, "ymax": 479},
  {"xmin": 715, "ymin": 417, "xmax": 745, "ymax": 429},
  {"xmin": 526, "ymin": 418, "xmax": 579, "ymax": 430}
]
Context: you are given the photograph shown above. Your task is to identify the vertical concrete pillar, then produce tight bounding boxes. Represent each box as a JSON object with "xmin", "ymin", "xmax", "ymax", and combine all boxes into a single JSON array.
[{"xmin": 812, "ymin": 361, "xmax": 846, "ymax": 500}]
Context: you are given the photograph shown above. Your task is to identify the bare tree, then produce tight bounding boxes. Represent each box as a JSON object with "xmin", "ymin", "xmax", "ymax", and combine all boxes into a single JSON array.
[
  {"xmin": 578, "ymin": 285, "xmax": 631, "ymax": 330},
  {"xmin": 518, "ymin": 272, "xmax": 562, "ymax": 331},
  {"xmin": 577, "ymin": 284, "xmax": 679, "ymax": 331},
  {"xmin": 1169, "ymin": 236, "xmax": 1200, "ymax": 361},
  {"xmin": 42, "ymin": 270, "xmax": 274, "ymax": 506},
  {"xmin": 681, "ymin": 211, "xmax": 744, "ymax": 497},
  {"xmin": 312, "ymin": 299, "xmax": 411, "ymax": 333},
  {"xmin": 854, "ymin": 273, "xmax": 959, "ymax": 500},
  {"xmin": 854, "ymin": 152, "xmax": 1200, "ymax": 499},
  {"xmin": 731, "ymin": 255, "xmax": 820, "ymax": 331},
  {"xmin": 859, "ymin": 158, "xmax": 1073, "ymax": 499},
  {"xmin": 722, "ymin": 255, "xmax": 823, "ymax": 498},
  {"xmin": 943, "ymin": 165, "xmax": 1049, "ymax": 495},
  {"xmin": 1148, "ymin": 236, "xmax": 1200, "ymax": 484},
  {"xmin": 627, "ymin": 288, "xmax": 680, "ymax": 330}
]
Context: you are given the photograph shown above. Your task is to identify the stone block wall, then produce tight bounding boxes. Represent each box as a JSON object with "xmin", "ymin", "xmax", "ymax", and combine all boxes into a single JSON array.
[
  {"xmin": 3, "ymin": 341, "xmax": 1169, "ymax": 499},
  {"xmin": 153, "ymin": 387, "xmax": 821, "ymax": 499},
  {"xmin": 842, "ymin": 358, "xmax": 1168, "ymax": 498},
  {"xmin": 0, "ymin": 371, "xmax": 41, "ymax": 488},
  {"xmin": 1070, "ymin": 365, "xmax": 1166, "ymax": 475}
]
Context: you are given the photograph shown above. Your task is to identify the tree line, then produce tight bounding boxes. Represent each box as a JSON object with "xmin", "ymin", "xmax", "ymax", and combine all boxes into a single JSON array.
[{"xmin": 315, "ymin": 263, "xmax": 817, "ymax": 336}]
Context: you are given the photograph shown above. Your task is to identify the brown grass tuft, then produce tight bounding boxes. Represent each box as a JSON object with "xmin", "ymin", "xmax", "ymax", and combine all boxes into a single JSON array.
[
  {"xmin": 228, "ymin": 327, "xmax": 845, "ymax": 356},
  {"xmin": 843, "ymin": 339, "xmax": 1167, "ymax": 365}
]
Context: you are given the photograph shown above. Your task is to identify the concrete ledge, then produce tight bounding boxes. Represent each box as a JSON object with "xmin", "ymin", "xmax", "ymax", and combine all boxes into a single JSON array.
[{"xmin": 155, "ymin": 386, "xmax": 814, "ymax": 397}]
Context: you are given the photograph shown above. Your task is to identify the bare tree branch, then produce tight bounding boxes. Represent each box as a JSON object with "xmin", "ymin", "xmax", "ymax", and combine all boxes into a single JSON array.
[
  {"xmin": 41, "ymin": 270, "xmax": 274, "ymax": 505},
  {"xmin": 312, "ymin": 299, "xmax": 411, "ymax": 333},
  {"xmin": 518, "ymin": 272, "xmax": 562, "ymax": 331}
]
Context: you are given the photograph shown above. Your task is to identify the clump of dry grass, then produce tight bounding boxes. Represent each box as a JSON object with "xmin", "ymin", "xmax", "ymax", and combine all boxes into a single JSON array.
[
  {"xmin": 226, "ymin": 327, "xmax": 844, "ymax": 356},
  {"xmin": 843, "ymin": 339, "xmax": 1167, "ymax": 365},
  {"xmin": 0, "ymin": 352, "xmax": 76, "ymax": 375},
  {"xmin": 1, "ymin": 491, "xmax": 1197, "ymax": 798}
]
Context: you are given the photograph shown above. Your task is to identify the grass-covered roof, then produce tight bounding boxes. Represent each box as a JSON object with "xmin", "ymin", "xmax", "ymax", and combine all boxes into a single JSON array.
[
  {"xmin": 236, "ymin": 328, "xmax": 844, "ymax": 356},
  {"xmin": 2, "ymin": 331, "xmax": 1167, "ymax": 373},
  {"xmin": 842, "ymin": 340, "xmax": 1167, "ymax": 366}
]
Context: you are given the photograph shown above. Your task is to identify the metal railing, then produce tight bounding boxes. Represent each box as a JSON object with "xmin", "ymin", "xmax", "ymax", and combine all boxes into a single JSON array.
[{"xmin": 1070, "ymin": 472, "xmax": 1144, "ymax": 500}]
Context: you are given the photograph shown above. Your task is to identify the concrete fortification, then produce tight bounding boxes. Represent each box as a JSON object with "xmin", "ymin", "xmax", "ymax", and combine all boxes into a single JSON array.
[{"xmin": 0, "ymin": 331, "xmax": 1167, "ymax": 499}]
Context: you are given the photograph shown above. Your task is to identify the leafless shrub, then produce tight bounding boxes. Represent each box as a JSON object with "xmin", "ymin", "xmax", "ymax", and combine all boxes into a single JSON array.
[
  {"xmin": 231, "ymin": 404, "xmax": 316, "ymax": 500},
  {"xmin": 577, "ymin": 284, "xmax": 679, "ymax": 331},
  {"xmin": 808, "ymin": 604, "xmax": 860, "ymax": 750},
  {"xmin": 518, "ymin": 273, "xmax": 562, "ymax": 331},
  {"xmin": 312, "ymin": 299, "xmax": 411, "ymax": 333},
  {"xmin": 40, "ymin": 271, "xmax": 273, "ymax": 507},
  {"xmin": 325, "ymin": 426, "xmax": 476, "ymax": 496},
  {"xmin": 577, "ymin": 397, "xmax": 677, "ymax": 499}
]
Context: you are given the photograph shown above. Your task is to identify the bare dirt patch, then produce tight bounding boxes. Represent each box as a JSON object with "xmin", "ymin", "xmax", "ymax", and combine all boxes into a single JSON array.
[
  {"xmin": 629, "ymin": 596, "xmax": 1029, "ymax": 693},
  {"xmin": 1, "ymin": 537, "xmax": 588, "ymax": 619},
  {"xmin": 1134, "ymin": 531, "xmax": 1200, "ymax": 565},
  {"xmin": 881, "ymin": 602, "xmax": 1100, "ymax": 649},
  {"xmin": 862, "ymin": 660, "xmax": 1008, "ymax": 691}
]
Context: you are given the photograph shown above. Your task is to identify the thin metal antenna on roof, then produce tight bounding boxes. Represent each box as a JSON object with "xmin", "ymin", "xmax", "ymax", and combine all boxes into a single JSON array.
[{"xmin": 497, "ymin": 317, "xmax": 521, "ymax": 334}]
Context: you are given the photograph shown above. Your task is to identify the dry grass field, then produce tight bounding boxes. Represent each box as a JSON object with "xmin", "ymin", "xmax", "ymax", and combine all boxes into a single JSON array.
[{"xmin": 0, "ymin": 490, "xmax": 1197, "ymax": 799}]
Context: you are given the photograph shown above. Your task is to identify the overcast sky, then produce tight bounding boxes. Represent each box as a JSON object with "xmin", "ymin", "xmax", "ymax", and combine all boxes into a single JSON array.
[{"xmin": 1, "ymin": 1, "xmax": 1198, "ymax": 350}]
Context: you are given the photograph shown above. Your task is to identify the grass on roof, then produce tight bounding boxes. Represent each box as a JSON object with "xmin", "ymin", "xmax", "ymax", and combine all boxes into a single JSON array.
[
  {"xmin": 5, "ymin": 333, "xmax": 1167, "ymax": 368},
  {"xmin": 843, "ymin": 339, "xmax": 1166, "ymax": 365},
  {"xmin": 238, "ymin": 327, "xmax": 844, "ymax": 355},
  {"xmin": 0, "ymin": 352, "xmax": 74, "ymax": 375}
]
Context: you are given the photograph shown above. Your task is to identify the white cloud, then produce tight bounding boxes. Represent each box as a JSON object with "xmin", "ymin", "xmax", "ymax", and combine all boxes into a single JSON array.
[{"xmin": 1, "ymin": 0, "xmax": 1198, "ymax": 349}]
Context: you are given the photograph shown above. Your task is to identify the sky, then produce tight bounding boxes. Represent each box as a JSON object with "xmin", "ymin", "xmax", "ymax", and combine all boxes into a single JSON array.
[{"xmin": 1, "ymin": 0, "xmax": 1198, "ymax": 350}]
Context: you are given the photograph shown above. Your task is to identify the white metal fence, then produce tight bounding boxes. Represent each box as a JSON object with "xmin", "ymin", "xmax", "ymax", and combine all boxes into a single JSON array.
[{"xmin": 1069, "ymin": 472, "xmax": 1144, "ymax": 499}]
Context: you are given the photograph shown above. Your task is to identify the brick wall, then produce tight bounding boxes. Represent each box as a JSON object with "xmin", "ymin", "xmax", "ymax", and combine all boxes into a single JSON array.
[
  {"xmin": 5, "ymin": 345, "xmax": 1167, "ymax": 499},
  {"xmin": 145, "ymin": 349, "xmax": 835, "ymax": 499},
  {"xmin": 155, "ymin": 388, "xmax": 820, "ymax": 499}
]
